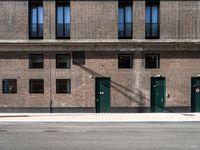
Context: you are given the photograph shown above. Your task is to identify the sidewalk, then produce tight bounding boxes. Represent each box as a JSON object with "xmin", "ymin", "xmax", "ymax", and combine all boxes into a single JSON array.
[{"xmin": 0, "ymin": 113, "xmax": 200, "ymax": 123}]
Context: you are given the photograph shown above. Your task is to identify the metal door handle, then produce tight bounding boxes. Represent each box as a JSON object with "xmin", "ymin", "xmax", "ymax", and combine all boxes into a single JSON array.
[{"xmin": 97, "ymin": 98, "xmax": 99, "ymax": 102}]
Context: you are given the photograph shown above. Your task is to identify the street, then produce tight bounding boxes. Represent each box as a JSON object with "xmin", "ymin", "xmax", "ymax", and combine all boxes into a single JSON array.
[{"xmin": 0, "ymin": 122, "xmax": 200, "ymax": 150}]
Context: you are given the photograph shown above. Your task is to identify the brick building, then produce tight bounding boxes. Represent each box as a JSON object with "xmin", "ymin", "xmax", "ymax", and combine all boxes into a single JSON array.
[{"xmin": 0, "ymin": 0, "xmax": 200, "ymax": 113}]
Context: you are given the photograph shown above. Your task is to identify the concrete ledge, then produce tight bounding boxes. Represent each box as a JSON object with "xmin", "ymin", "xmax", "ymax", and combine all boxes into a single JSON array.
[{"xmin": 0, "ymin": 39, "xmax": 200, "ymax": 52}]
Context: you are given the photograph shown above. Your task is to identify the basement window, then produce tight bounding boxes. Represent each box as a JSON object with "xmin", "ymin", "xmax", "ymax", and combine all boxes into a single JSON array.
[
  {"xmin": 2, "ymin": 79, "xmax": 17, "ymax": 94},
  {"xmin": 56, "ymin": 79, "xmax": 71, "ymax": 94},
  {"xmin": 56, "ymin": 54, "xmax": 71, "ymax": 68},
  {"xmin": 118, "ymin": 54, "xmax": 133, "ymax": 68},
  {"xmin": 73, "ymin": 51, "xmax": 85, "ymax": 65},
  {"xmin": 29, "ymin": 54, "xmax": 43, "ymax": 68},
  {"xmin": 145, "ymin": 54, "xmax": 160, "ymax": 68},
  {"xmin": 29, "ymin": 79, "xmax": 44, "ymax": 94}
]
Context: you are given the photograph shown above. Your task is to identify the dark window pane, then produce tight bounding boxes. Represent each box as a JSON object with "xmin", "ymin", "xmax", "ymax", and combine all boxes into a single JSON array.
[
  {"xmin": 29, "ymin": 1, "xmax": 43, "ymax": 39},
  {"xmin": 118, "ymin": 54, "xmax": 133, "ymax": 69},
  {"xmin": 56, "ymin": 54, "xmax": 71, "ymax": 68},
  {"xmin": 56, "ymin": 79, "xmax": 71, "ymax": 94},
  {"xmin": 64, "ymin": 23, "xmax": 70, "ymax": 38},
  {"xmin": 73, "ymin": 51, "xmax": 85, "ymax": 65},
  {"xmin": 2, "ymin": 79, "xmax": 17, "ymax": 94},
  {"xmin": 118, "ymin": 0, "xmax": 132, "ymax": 39},
  {"xmin": 38, "ymin": 23, "xmax": 43, "ymax": 38},
  {"xmin": 30, "ymin": 79, "xmax": 44, "ymax": 94},
  {"xmin": 145, "ymin": 23, "xmax": 151, "ymax": 37},
  {"xmin": 145, "ymin": 54, "xmax": 160, "ymax": 69},
  {"xmin": 125, "ymin": 23, "xmax": 132, "ymax": 37},
  {"xmin": 29, "ymin": 54, "xmax": 43, "ymax": 68},
  {"xmin": 152, "ymin": 23, "xmax": 159, "ymax": 37},
  {"xmin": 56, "ymin": 0, "xmax": 70, "ymax": 39}
]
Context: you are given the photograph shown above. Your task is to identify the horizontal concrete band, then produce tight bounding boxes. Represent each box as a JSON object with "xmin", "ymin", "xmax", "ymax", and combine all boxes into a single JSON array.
[
  {"xmin": 0, "ymin": 107, "xmax": 191, "ymax": 113},
  {"xmin": 0, "ymin": 40, "xmax": 200, "ymax": 51}
]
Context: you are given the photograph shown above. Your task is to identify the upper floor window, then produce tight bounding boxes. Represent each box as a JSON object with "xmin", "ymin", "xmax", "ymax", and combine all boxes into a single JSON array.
[
  {"xmin": 56, "ymin": 0, "xmax": 70, "ymax": 39},
  {"xmin": 118, "ymin": 0, "xmax": 132, "ymax": 39},
  {"xmin": 29, "ymin": 0, "xmax": 43, "ymax": 39},
  {"xmin": 145, "ymin": 1, "xmax": 159, "ymax": 39}
]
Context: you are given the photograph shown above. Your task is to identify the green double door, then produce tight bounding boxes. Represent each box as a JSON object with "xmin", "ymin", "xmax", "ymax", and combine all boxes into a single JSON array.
[
  {"xmin": 151, "ymin": 77, "xmax": 166, "ymax": 112},
  {"xmin": 95, "ymin": 78, "xmax": 111, "ymax": 113},
  {"xmin": 191, "ymin": 77, "xmax": 200, "ymax": 112}
]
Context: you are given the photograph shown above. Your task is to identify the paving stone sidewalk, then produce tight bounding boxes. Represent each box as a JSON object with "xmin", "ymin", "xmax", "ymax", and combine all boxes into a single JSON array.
[{"xmin": 0, "ymin": 113, "xmax": 200, "ymax": 123}]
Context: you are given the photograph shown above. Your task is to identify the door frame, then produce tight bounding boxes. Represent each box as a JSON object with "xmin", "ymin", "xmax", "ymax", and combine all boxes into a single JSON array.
[
  {"xmin": 191, "ymin": 77, "xmax": 200, "ymax": 112},
  {"xmin": 150, "ymin": 76, "xmax": 166, "ymax": 112},
  {"xmin": 95, "ymin": 77, "xmax": 111, "ymax": 113}
]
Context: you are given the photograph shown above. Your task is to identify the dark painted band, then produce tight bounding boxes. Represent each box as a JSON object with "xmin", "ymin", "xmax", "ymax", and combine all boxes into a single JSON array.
[{"xmin": 0, "ymin": 107, "xmax": 191, "ymax": 113}]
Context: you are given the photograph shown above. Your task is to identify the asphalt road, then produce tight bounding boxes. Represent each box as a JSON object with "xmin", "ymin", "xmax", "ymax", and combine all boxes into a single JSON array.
[{"xmin": 0, "ymin": 122, "xmax": 200, "ymax": 150}]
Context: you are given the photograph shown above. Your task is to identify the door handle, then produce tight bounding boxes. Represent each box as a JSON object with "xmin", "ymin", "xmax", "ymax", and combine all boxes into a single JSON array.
[{"xmin": 97, "ymin": 98, "xmax": 99, "ymax": 102}]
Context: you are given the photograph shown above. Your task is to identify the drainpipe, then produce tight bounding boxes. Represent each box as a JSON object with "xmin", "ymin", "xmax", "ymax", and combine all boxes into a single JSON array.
[
  {"xmin": 50, "ymin": 100, "xmax": 52, "ymax": 113},
  {"xmin": 49, "ymin": 55, "xmax": 52, "ymax": 113}
]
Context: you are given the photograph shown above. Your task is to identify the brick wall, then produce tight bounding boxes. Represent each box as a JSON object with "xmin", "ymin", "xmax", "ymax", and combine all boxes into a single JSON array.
[
  {"xmin": 0, "ymin": 51, "xmax": 199, "ymax": 109},
  {"xmin": 71, "ymin": 0, "xmax": 118, "ymax": 39},
  {"xmin": 0, "ymin": 0, "xmax": 200, "ymax": 40},
  {"xmin": 0, "ymin": 1, "xmax": 28, "ymax": 39}
]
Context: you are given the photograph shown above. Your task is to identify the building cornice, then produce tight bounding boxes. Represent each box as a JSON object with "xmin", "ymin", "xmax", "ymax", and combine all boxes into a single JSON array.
[
  {"xmin": 0, "ymin": 39, "xmax": 200, "ymax": 45},
  {"xmin": 0, "ymin": 39, "xmax": 199, "ymax": 51}
]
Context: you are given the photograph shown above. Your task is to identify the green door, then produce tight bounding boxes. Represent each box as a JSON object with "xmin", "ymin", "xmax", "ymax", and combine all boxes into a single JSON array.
[
  {"xmin": 191, "ymin": 77, "xmax": 200, "ymax": 112},
  {"xmin": 95, "ymin": 78, "xmax": 111, "ymax": 113},
  {"xmin": 151, "ymin": 77, "xmax": 166, "ymax": 112}
]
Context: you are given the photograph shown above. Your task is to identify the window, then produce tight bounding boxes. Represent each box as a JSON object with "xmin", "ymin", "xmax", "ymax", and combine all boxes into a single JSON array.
[
  {"xmin": 118, "ymin": 54, "xmax": 133, "ymax": 68},
  {"xmin": 73, "ymin": 51, "xmax": 85, "ymax": 65},
  {"xmin": 145, "ymin": 54, "xmax": 160, "ymax": 68},
  {"xmin": 145, "ymin": 0, "xmax": 159, "ymax": 39},
  {"xmin": 29, "ymin": 79, "xmax": 44, "ymax": 93},
  {"xmin": 2, "ymin": 79, "xmax": 17, "ymax": 94},
  {"xmin": 29, "ymin": 0, "xmax": 43, "ymax": 39},
  {"xmin": 56, "ymin": 79, "xmax": 71, "ymax": 94},
  {"xmin": 118, "ymin": 0, "xmax": 132, "ymax": 39},
  {"xmin": 56, "ymin": 0, "xmax": 70, "ymax": 39},
  {"xmin": 56, "ymin": 54, "xmax": 71, "ymax": 68},
  {"xmin": 29, "ymin": 54, "xmax": 43, "ymax": 68}
]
